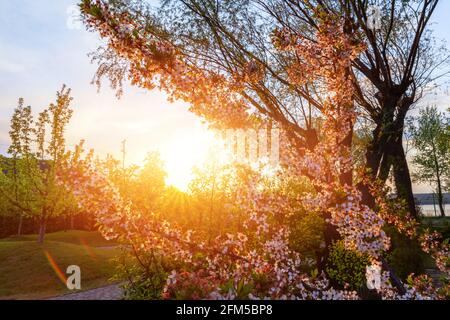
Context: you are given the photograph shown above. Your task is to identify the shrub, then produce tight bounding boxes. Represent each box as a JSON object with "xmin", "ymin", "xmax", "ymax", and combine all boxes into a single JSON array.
[
  {"xmin": 385, "ymin": 227, "xmax": 429, "ymax": 280},
  {"xmin": 326, "ymin": 241, "xmax": 370, "ymax": 290},
  {"xmin": 112, "ymin": 249, "xmax": 172, "ymax": 300},
  {"xmin": 288, "ymin": 209, "xmax": 325, "ymax": 258}
]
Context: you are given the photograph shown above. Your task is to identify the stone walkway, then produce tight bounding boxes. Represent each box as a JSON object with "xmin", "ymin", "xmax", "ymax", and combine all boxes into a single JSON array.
[
  {"xmin": 48, "ymin": 284, "xmax": 123, "ymax": 300},
  {"xmin": 425, "ymin": 268, "xmax": 444, "ymax": 288}
]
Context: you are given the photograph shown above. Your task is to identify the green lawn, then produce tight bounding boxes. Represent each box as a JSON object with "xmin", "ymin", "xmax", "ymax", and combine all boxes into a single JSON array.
[
  {"xmin": 3, "ymin": 230, "xmax": 118, "ymax": 247},
  {"xmin": 0, "ymin": 230, "xmax": 120, "ymax": 300}
]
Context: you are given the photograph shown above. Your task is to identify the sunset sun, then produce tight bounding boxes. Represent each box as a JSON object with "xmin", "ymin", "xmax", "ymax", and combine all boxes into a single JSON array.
[{"xmin": 159, "ymin": 127, "xmax": 225, "ymax": 191}]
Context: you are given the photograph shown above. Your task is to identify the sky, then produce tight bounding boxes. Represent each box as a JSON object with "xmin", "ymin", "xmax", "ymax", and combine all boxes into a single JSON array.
[
  {"xmin": 0, "ymin": 0, "xmax": 449, "ymax": 192},
  {"xmin": 0, "ymin": 0, "xmax": 217, "ymax": 189}
]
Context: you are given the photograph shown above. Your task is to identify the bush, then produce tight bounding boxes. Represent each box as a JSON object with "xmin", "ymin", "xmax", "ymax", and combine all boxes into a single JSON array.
[
  {"xmin": 288, "ymin": 209, "xmax": 325, "ymax": 258},
  {"xmin": 421, "ymin": 217, "xmax": 450, "ymax": 241},
  {"xmin": 385, "ymin": 227, "xmax": 429, "ymax": 280},
  {"xmin": 112, "ymin": 249, "xmax": 172, "ymax": 300},
  {"xmin": 326, "ymin": 241, "xmax": 370, "ymax": 290}
]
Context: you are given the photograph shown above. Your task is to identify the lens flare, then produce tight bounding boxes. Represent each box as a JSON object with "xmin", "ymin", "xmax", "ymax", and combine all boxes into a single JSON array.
[
  {"xmin": 79, "ymin": 238, "xmax": 97, "ymax": 260},
  {"xmin": 44, "ymin": 250, "xmax": 67, "ymax": 285}
]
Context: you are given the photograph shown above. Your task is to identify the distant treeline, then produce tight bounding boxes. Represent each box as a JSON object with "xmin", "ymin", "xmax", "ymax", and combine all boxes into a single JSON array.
[{"xmin": 0, "ymin": 212, "xmax": 96, "ymax": 239}]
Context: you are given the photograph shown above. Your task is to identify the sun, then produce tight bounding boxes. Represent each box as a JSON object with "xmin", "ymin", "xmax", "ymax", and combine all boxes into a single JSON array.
[{"xmin": 159, "ymin": 127, "xmax": 225, "ymax": 191}]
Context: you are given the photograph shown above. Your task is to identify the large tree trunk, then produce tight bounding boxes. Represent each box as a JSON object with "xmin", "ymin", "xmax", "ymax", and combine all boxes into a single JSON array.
[
  {"xmin": 391, "ymin": 138, "xmax": 418, "ymax": 218},
  {"xmin": 362, "ymin": 117, "xmax": 418, "ymax": 218},
  {"xmin": 358, "ymin": 125, "xmax": 384, "ymax": 210}
]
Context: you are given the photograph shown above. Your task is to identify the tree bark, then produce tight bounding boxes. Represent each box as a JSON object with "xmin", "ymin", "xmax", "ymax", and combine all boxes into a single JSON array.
[
  {"xmin": 432, "ymin": 144, "xmax": 446, "ymax": 217},
  {"xmin": 340, "ymin": 122, "xmax": 354, "ymax": 186},
  {"xmin": 363, "ymin": 119, "xmax": 418, "ymax": 218},
  {"xmin": 391, "ymin": 138, "xmax": 418, "ymax": 218},
  {"xmin": 436, "ymin": 176, "xmax": 445, "ymax": 217},
  {"xmin": 17, "ymin": 214, "xmax": 23, "ymax": 236},
  {"xmin": 38, "ymin": 221, "xmax": 46, "ymax": 244}
]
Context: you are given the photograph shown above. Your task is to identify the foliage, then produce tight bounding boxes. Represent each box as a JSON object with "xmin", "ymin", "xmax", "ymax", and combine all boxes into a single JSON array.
[
  {"xmin": 422, "ymin": 218, "xmax": 450, "ymax": 241},
  {"xmin": 407, "ymin": 106, "xmax": 450, "ymax": 216},
  {"xmin": 288, "ymin": 209, "xmax": 325, "ymax": 259},
  {"xmin": 113, "ymin": 249, "xmax": 171, "ymax": 300},
  {"xmin": 326, "ymin": 241, "xmax": 370, "ymax": 291},
  {"xmin": 408, "ymin": 107, "xmax": 449, "ymax": 183},
  {"xmin": 0, "ymin": 86, "xmax": 80, "ymax": 243},
  {"xmin": 100, "ymin": 151, "xmax": 167, "ymax": 217},
  {"xmin": 67, "ymin": 12, "xmax": 388, "ymax": 299},
  {"xmin": 385, "ymin": 227, "xmax": 428, "ymax": 281}
]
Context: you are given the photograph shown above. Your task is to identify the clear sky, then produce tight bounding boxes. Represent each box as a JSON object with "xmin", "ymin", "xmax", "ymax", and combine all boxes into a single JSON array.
[{"xmin": 0, "ymin": 0, "xmax": 449, "ymax": 192}]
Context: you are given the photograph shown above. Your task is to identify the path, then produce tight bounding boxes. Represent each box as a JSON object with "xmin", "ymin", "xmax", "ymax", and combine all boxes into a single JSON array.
[
  {"xmin": 48, "ymin": 284, "xmax": 123, "ymax": 300},
  {"xmin": 425, "ymin": 268, "xmax": 444, "ymax": 288}
]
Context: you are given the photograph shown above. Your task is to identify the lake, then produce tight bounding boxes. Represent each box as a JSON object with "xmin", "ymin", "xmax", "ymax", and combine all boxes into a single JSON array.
[{"xmin": 419, "ymin": 204, "xmax": 450, "ymax": 217}]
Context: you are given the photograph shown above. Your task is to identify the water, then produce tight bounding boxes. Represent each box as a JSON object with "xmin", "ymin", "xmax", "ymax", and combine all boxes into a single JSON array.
[{"xmin": 419, "ymin": 204, "xmax": 450, "ymax": 217}]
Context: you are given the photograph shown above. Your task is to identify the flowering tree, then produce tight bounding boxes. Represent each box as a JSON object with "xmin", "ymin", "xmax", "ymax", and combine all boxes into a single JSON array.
[
  {"xmin": 78, "ymin": 0, "xmax": 448, "ymax": 218},
  {"xmin": 69, "ymin": 0, "xmax": 450, "ymax": 299}
]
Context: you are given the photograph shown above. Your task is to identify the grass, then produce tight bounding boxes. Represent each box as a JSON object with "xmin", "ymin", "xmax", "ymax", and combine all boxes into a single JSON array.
[
  {"xmin": 0, "ymin": 230, "xmax": 120, "ymax": 300},
  {"xmin": 3, "ymin": 230, "xmax": 118, "ymax": 247},
  {"xmin": 419, "ymin": 217, "xmax": 450, "ymax": 269},
  {"xmin": 422, "ymin": 216, "xmax": 450, "ymax": 223},
  {"xmin": 421, "ymin": 217, "xmax": 450, "ymax": 241}
]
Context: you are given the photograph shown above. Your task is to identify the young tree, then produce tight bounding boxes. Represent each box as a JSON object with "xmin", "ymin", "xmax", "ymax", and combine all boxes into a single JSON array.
[
  {"xmin": 6, "ymin": 99, "xmax": 33, "ymax": 235},
  {"xmin": 0, "ymin": 86, "xmax": 75, "ymax": 243},
  {"xmin": 407, "ymin": 106, "xmax": 450, "ymax": 217},
  {"xmin": 445, "ymin": 108, "xmax": 450, "ymax": 192},
  {"xmin": 99, "ymin": 151, "xmax": 167, "ymax": 215},
  {"xmin": 131, "ymin": 152, "xmax": 167, "ymax": 214}
]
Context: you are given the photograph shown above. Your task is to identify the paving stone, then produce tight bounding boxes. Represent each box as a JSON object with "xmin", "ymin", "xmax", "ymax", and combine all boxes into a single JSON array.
[{"xmin": 48, "ymin": 284, "xmax": 123, "ymax": 300}]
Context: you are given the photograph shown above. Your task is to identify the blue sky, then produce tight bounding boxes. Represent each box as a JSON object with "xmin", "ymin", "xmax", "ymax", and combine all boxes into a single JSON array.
[{"xmin": 0, "ymin": 0, "xmax": 449, "ymax": 191}]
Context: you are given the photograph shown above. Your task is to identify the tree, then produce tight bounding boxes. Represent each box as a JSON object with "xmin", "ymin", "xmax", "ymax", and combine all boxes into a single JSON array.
[
  {"xmin": 261, "ymin": 0, "xmax": 447, "ymax": 218},
  {"xmin": 76, "ymin": 0, "xmax": 450, "ymax": 298},
  {"xmin": 131, "ymin": 152, "xmax": 167, "ymax": 214},
  {"xmin": 0, "ymin": 86, "xmax": 75, "ymax": 243},
  {"xmin": 445, "ymin": 108, "xmax": 450, "ymax": 192},
  {"xmin": 68, "ymin": 7, "xmax": 450, "ymax": 298},
  {"xmin": 6, "ymin": 99, "xmax": 33, "ymax": 235},
  {"xmin": 407, "ymin": 106, "xmax": 450, "ymax": 217},
  {"xmin": 79, "ymin": 0, "xmax": 448, "ymax": 219},
  {"xmin": 0, "ymin": 158, "xmax": 20, "ymax": 237},
  {"xmin": 99, "ymin": 151, "xmax": 167, "ymax": 215}
]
